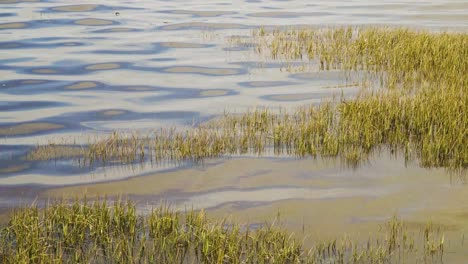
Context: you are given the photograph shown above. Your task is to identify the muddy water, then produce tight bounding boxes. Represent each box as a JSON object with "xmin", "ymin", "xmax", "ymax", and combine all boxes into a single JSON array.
[{"xmin": 1, "ymin": 0, "xmax": 468, "ymax": 257}]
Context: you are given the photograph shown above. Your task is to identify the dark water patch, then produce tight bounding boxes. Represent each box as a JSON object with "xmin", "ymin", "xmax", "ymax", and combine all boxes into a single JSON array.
[
  {"xmin": 0, "ymin": 79, "xmax": 68, "ymax": 95},
  {"xmin": 47, "ymin": 4, "xmax": 143, "ymax": 13},
  {"xmin": 161, "ymin": 66, "xmax": 245, "ymax": 76},
  {"xmin": 239, "ymin": 81, "xmax": 297, "ymax": 88},
  {"xmin": 0, "ymin": 122, "xmax": 65, "ymax": 137},
  {"xmin": 0, "ymin": 40, "xmax": 85, "ymax": 49},
  {"xmin": 156, "ymin": 42, "xmax": 213, "ymax": 49},
  {"xmin": 140, "ymin": 86, "xmax": 238, "ymax": 102},
  {"xmin": 8, "ymin": 62, "xmax": 131, "ymax": 76},
  {"xmin": 93, "ymin": 42, "xmax": 213, "ymax": 55},
  {"xmin": 0, "ymin": 101, "xmax": 66, "ymax": 112},
  {"xmin": 0, "ymin": 13, "xmax": 15, "ymax": 17},
  {"xmin": 161, "ymin": 10, "xmax": 236, "ymax": 17},
  {"xmin": 0, "ymin": 57, "xmax": 35, "ymax": 65},
  {"xmin": 149, "ymin": 58, "xmax": 177, "ymax": 62},
  {"xmin": 158, "ymin": 22, "xmax": 248, "ymax": 30},
  {"xmin": 0, "ymin": 18, "xmax": 118, "ymax": 31},
  {"xmin": 248, "ymin": 11, "xmax": 332, "ymax": 18},
  {"xmin": 91, "ymin": 27, "xmax": 141, "ymax": 33}
]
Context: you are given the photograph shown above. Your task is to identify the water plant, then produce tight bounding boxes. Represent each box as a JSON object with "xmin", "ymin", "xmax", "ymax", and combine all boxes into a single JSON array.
[
  {"xmin": 27, "ymin": 27, "xmax": 467, "ymax": 173},
  {"xmin": 0, "ymin": 199, "xmax": 449, "ymax": 263}
]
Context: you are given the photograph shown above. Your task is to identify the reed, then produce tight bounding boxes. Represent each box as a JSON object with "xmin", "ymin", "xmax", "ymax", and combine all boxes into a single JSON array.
[{"xmin": 0, "ymin": 199, "xmax": 448, "ymax": 263}]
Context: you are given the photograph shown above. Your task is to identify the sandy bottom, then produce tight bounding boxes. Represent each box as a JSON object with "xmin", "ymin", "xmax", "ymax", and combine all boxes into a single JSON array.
[{"xmin": 41, "ymin": 155, "xmax": 468, "ymax": 260}]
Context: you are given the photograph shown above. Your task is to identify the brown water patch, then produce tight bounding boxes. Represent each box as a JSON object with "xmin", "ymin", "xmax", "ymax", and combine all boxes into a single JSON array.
[
  {"xmin": 74, "ymin": 18, "xmax": 114, "ymax": 26},
  {"xmin": 0, "ymin": 164, "xmax": 30, "ymax": 174},
  {"xmin": 100, "ymin": 110, "xmax": 125, "ymax": 117},
  {"xmin": 160, "ymin": 22, "xmax": 245, "ymax": 30},
  {"xmin": 159, "ymin": 42, "xmax": 206, "ymax": 48},
  {"xmin": 20, "ymin": 80, "xmax": 48, "ymax": 85},
  {"xmin": 168, "ymin": 10, "xmax": 234, "ymax": 17},
  {"xmin": 0, "ymin": 122, "xmax": 64, "ymax": 136},
  {"xmin": 163, "ymin": 66, "xmax": 240, "ymax": 75},
  {"xmin": 52, "ymin": 4, "xmax": 99, "ymax": 12},
  {"xmin": 45, "ymin": 158, "xmax": 336, "ymax": 198},
  {"xmin": 85, "ymin": 63, "xmax": 120, "ymax": 70},
  {"xmin": 31, "ymin": 68, "xmax": 58, "ymax": 74},
  {"xmin": 65, "ymin": 81, "xmax": 98, "ymax": 90},
  {"xmin": 0, "ymin": 22, "xmax": 27, "ymax": 29},
  {"xmin": 199, "ymin": 90, "xmax": 229, "ymax": 97}
]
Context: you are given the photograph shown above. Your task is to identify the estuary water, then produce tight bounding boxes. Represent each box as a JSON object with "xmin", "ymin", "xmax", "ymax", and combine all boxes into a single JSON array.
[{"xmin": 0, "ymin": 0, "xmax": 468, "ymax": 253}]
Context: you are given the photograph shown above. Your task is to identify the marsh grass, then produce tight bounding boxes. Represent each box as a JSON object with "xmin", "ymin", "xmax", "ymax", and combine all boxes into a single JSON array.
[
  {"xmin": 251, "ymin": 27, "xmax": 467, "ymax": 90},
  {"xmin": 28, "ymin": 86, "xmax": 467, "ymax": 173},
  {"xmin": 28, "ymin": 27, "xmax": 467, "ymax": 173},
  {"xmin": 0, "ymin": 199, "xmax": 448, "ymax": 263}
]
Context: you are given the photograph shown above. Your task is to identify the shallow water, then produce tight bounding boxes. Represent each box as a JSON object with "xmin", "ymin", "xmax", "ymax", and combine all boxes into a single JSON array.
[{"xmin": 1, "ymin": 0, "xmax": 468, "ymax": 257}]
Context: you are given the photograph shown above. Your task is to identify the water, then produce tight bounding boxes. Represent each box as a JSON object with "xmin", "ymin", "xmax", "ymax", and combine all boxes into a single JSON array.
[{"xmin": 0, "ymin": 0, "xmax": 467, "ymax": 253}]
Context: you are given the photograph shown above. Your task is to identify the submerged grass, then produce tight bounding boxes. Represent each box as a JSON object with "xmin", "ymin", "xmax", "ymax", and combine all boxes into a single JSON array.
[
  {"xmin": 0, "ymin": 199, "xmax": 449, "ymax": 263},
  {"xmin": 28, "ymin": 27, "xmax": 467, "ymax": 173}
]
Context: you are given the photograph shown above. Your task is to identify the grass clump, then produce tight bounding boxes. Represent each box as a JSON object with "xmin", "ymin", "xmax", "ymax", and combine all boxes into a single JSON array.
[
  {"xmin": 252, "ymin": 26, "xmax": 467, "ymax": 90},
  {"xmin": 0, "ymin": 199, "xmax": 448, "ymax": 263}
]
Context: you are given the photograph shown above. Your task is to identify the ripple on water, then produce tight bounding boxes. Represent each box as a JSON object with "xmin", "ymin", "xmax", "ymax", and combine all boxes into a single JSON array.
[
  {"xmin": 0, "ymin": 101, "xmax": 65, "ymax": 112},
  {"xmin": 0, "ymin": 122, "xmax": 64, "ymax": 137},
  {"xmin": 73, "ymin": 18, "xmax": 116, "ymax": 26},
  {"xmin": 158, "ymin": 42, "xmax": 211, "ymax": 49},
  {"xmin": 163, "ymin": 10, "xmax": 236, "ymax": 17},
  {"xmin": 238, "ymin": 81, "xmax": 297, "ymax": 88},
  {"xmin": 92, "ymin": 27, "xmax": 140, "ymax": 33},
  {"xmin": 0, "ymin": 0, "xmax": 39, "ymax": 3},
  {"xmin": 0, "ymin": 41, "xmax": 84, "ymax": 49},
  {"xmin": 162, "ymin": 66, "xmax": 243, "ymax": 76},
  {"xmin": 159, "ymin": 22, "xmax": 247, "ymax": 30}
]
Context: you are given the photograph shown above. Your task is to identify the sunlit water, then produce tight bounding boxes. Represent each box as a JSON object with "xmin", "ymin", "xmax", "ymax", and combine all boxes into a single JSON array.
[{"xmin": 1, "ymin": 1, "xmax": 467, "ymax": 244}]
